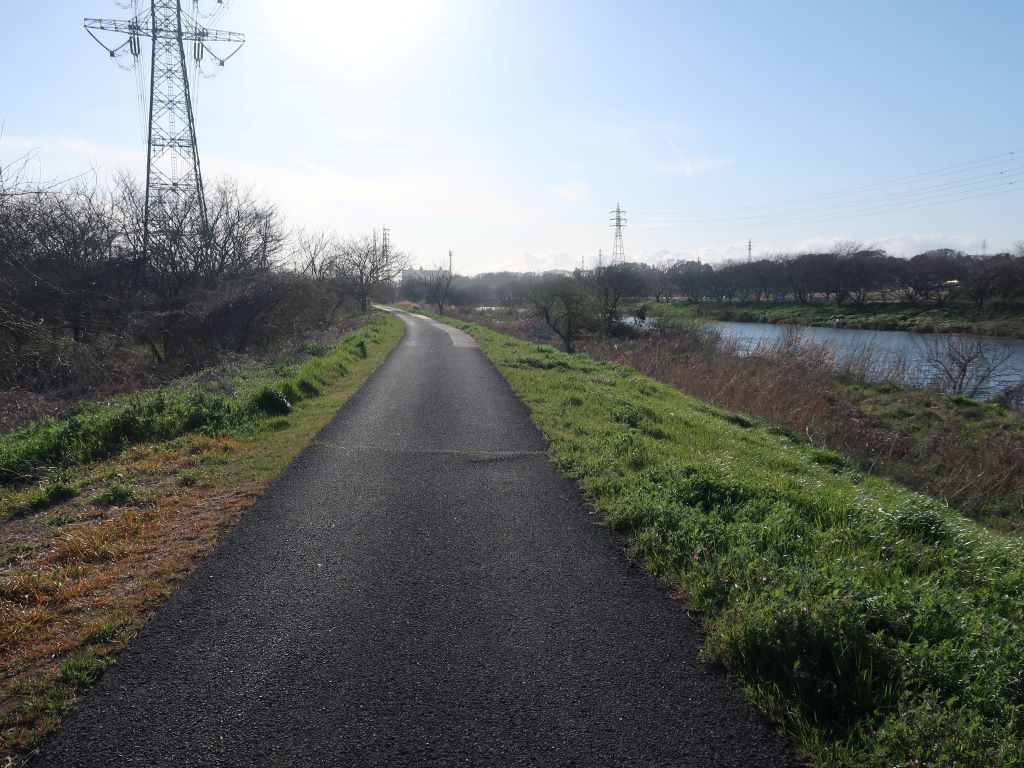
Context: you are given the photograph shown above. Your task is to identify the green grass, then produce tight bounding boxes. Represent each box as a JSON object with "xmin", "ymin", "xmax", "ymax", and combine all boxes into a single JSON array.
[
  {"xmin": 435, "ymin": 315, "xmax": 1024, "ymax": 767},
  {"xmin": 4, "ymin": 478, "xmax": 79, "ymax": 521},
  {"xmin": 650, "ymin": 299, "xmax": 1024, "ymax": 339},
  {"xmin": 89, "ymin": 480, "xmax": 138, "ymax": 506},
  {"xmin": 0, "ymin": 312, "xmax": 405, "ymax": 765},
  {"xmin": 0, "ymin": 315, "xmax": 400, "ymax": 497}
]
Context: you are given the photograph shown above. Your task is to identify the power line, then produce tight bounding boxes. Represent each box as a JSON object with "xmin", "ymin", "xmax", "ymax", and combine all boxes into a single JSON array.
[
  {"xmin": 634, "ymin": 148, "xmax": 1024, "ymax": 218},
  {"xmin": 634, "ymin": 184, "xmax": 1024, "ymax": 232},
  {"xmin": 85, "ymin": 1, "xmax": 245, "ymax": 259},
  {"xmin": 637, "ymin": 164, "xmax": 1024, "ymax": 224},
  {"xmin": 633, "ymin": 165, "xmax": 1024, "ymax": 228}
]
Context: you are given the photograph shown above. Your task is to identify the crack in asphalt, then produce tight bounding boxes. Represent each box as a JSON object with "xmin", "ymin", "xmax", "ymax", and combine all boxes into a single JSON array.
[{"xmin": 314, "ymin": 443, "xmax": 549, "ymax": 461}]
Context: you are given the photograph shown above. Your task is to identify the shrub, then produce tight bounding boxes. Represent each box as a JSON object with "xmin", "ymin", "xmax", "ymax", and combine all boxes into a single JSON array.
[
  {"xmin": 0, "ymin": 318, "xmax": 387, "ymax": 485},
  {"xmin": 247, "ymin": 385, "xmax": 292, "ymax": 417}
]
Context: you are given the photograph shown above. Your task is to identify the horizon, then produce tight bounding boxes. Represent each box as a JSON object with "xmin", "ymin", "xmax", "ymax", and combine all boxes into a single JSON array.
[{"xmin": 1, "ymin": 1, "xmax": 1022, "ymax": 272}]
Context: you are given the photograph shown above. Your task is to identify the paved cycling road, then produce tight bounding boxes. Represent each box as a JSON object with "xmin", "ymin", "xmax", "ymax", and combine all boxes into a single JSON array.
[{"xmin": 38, "ymin": 310, "xmax": 795, "ymax": 767}]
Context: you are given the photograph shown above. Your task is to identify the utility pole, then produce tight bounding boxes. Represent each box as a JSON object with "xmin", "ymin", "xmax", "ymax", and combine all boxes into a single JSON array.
[
  {"xmin": 748, "ymin": 239, "xmax": 753, "ymax": 262},
  {"xmin": 85, "ymin": 2, "xmax": 245, "ymax": 260},
  {"xmin": 610, "ymin": 203, "xmax": 627, "ymax": 264}
]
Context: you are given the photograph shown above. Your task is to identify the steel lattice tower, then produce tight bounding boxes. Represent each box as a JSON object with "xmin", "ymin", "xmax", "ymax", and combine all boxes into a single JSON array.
[
  {"xmin": 610, "ymin": 203, "xmax": 627, "ymax": 264},
  {"xmin": 85, "ymin": 2, "xmax": 244, "ymax": 258}
]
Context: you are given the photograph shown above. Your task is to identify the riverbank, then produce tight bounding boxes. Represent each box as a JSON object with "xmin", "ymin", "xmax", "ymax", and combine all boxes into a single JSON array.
[
  {"xmin": 580, "ymin": 333, "xmax": 1024, "ymax": 534},
  {"xmin": 431, "ymin": 313, "xmax": 1024, "ymax": 767},
  {"xmin": 445, "ymin": 306, "xmax": 1024, "ymax": 534},
  {"xmin": 648, "ymin": 299, "xmax": 1024, "ymax": 339},
  {"xmin": 0, "ymin": 312, "xmax": 404, "ymax": 765}
]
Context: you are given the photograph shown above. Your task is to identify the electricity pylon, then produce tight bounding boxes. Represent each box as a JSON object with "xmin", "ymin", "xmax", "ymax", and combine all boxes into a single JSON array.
[
  {"xmin": 610, "ymin": 203, "xmax": 627, "ymax": 264},
  {"xmin": 85, "ymin": 2, "xmax": 245, "ymax": 259}
]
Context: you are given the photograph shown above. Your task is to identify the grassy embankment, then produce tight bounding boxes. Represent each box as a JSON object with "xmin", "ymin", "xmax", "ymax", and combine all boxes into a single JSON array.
[
  {"xmin": 576, "ymin": 332, "xmax": 1024, "ymax": 535},
  {"xmin": 0, "ymin": 311, "xmax": 403, "ymax": 765},
  {"xmin": 650, "ymin": 299, "xmax": 1024, "ymax": 339},
  {"xmin": 436, "ymin": 314, "xmax": 1024, "ymax": 768},
  {"xmin": 453, "ymin": 306, "xmax": 1024, "ymax": 535}
]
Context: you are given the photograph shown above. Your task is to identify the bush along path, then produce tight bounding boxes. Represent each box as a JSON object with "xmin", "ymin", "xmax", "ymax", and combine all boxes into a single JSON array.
[
  {"xmin": 433, "ymin": 315, "xmax": 1024, "ymax": 768},
  {"xmin": 0, "ymin": 311, "xmax": 403, "ymax": 765}
]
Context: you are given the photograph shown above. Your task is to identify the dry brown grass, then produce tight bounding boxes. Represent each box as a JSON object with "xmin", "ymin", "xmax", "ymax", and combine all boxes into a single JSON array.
[{"xmin": 0, "ymin": 436, "xmax": 261, "ymax": 762}]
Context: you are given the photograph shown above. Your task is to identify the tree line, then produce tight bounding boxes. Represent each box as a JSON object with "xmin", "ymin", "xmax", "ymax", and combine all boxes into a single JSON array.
[
  {"xmin": 652, "ymin": 243, "xmax": 1024, "ymax": 306},
  {"xmin": 0, "ymin": 160, "xmax": 407, "ymax": 394},
  {"xmin": 395, "ymin": 245, "xmax": 1024, "ymax": 354},
  {"xmin": 401, "ymin": 243, "xmax": 1024, "ymax": 315}
]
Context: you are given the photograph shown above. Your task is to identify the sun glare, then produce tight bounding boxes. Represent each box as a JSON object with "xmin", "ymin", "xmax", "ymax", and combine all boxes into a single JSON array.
[{"xmin": 275, "ymin": 0, "xmax": 444, "ymax": 67}]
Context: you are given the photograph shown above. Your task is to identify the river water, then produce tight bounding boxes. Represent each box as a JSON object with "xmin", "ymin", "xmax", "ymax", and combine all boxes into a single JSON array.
[{"xmin": 708, "ymin": 321, "xmax": 1024, "ymax": 399}]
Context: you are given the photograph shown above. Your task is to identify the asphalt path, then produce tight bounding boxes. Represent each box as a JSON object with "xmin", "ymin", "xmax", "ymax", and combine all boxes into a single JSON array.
[{"xmin": 37, "ymin": 310, "xmax": 796, "ymax": 767}]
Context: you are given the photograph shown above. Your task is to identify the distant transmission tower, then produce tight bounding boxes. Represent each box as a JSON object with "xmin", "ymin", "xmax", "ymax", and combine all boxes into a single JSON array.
[
  {"xmin": 610, "ymin": 203, "xmax": 627, "ymax": 264},
  {"xmin": 85, "ymin": 2, "xmax": 245, "ymax": 258}
]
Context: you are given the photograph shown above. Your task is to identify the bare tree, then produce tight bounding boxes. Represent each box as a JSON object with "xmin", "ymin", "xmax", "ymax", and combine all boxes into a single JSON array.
[
  {"xmin": 585, "ymin": 263, "xmax": 644, "ymax": 332},
  {"xmin": 919, "ymin": 336, "xmax": 1014, "ymax": 398},
  {"xmin": 203, "ymin": 180, "xmax": 284, "ymax": 283},
  {"xmin": 650, "ymin": 259, "xmax": 678, "ymax": 302},
  {"xmin": 290, "ymin": 227, "xmax": 338, "ymax": 282},
  {"xmin": 424, "ymin": 256, "xmax": 455, "ymax": 315},
  {"xmin": 528, "ymin": 276, "xmax": 595, "ymax": 352},
  {"xmin": 336, "ymin": 233, "xmax": 410, "ymax": 313}
]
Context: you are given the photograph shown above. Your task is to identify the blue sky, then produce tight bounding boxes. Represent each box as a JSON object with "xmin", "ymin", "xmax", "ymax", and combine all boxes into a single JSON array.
[{"xmin": 2, "ymin": 1, "xmax": 1022, "ymax": 272}]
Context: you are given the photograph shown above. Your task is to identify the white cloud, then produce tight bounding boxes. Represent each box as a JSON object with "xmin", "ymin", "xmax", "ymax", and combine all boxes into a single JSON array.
[
  {"xmin": 786, "ymin": 233, "xmax": 999, "ymax": 258},
  {"xmin": 870, "ymin": 233, "xmax": 994, "ymax": 257}
]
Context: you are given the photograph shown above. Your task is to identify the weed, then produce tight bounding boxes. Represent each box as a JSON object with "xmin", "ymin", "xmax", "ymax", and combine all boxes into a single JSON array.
[
  {"xmin": 57, "ymin": 649, "xmax": 114, "ymax": 688},
  {"xmin": 84, "ymin": 616, "xmax": 140, "ymax": 646},
  {"xmin": 303, "ymin": 341, "xmax": 330, "ymax": 358},
  {"xmin": 247, "ymin": 385, "xmax": 292, "ymax": 417},
  {"xmin": 177, "ymin": 470, "xmax": 199, "ymax": 487},
  {"xmin": 3, "ymin": 480, "xmax": 79, "ymax": 521},
  {"xmin": 90, "ymin": 480, "xmax": 138, "ymax": 506},
  {"xmin": 45, "ymin": 510, "xmax": 80, "ymax": 527}
]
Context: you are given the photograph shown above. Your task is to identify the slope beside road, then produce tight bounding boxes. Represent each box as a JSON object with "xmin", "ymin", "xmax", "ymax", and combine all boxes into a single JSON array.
[{"xmin": 36, "ymin": 309, "xmax": 795, "ymax": 767}]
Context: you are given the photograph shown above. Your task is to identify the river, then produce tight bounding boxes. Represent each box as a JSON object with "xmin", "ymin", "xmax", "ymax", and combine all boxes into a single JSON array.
[{"xmin": 709, "ymin": 321, "xmax": 1024, "ymax": 399}]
